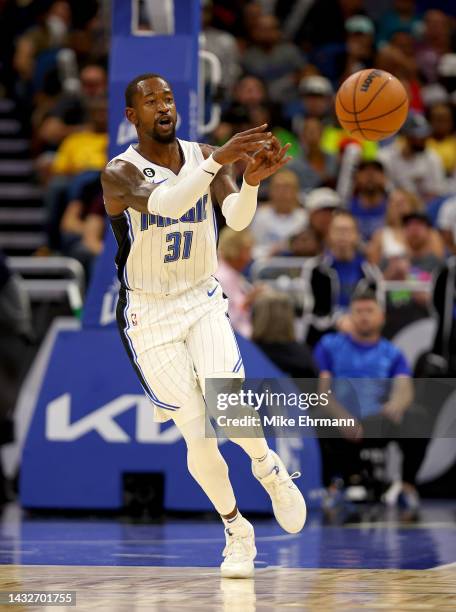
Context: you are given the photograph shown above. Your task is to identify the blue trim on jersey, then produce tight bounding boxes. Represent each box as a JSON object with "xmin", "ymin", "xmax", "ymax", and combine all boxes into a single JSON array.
[
  {"xmin": 123, "ymin": 291, "xmax": 179, "ymax": 411},
  {"xmin": 212, "ymin": 205, "xmax": 218, "ymax": 242},
  {"xmin": 122, "ymin": 210, "xmax": 134, "ymax": 290},
  {"xmin": 224, "ymin": 312, "xmax": 243, "ymax": 373}
]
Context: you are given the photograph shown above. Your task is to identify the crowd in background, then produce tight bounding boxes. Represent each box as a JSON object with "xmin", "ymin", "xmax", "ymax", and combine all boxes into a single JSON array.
[{"xmin": 1, "ymin": 0, "xmax": 456, "ymax": 505}]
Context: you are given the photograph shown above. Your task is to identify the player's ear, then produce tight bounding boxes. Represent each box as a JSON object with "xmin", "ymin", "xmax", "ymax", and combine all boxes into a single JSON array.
[{"xmin": 125, "ymin": 107, "xmax": 138, "ymax": 126}]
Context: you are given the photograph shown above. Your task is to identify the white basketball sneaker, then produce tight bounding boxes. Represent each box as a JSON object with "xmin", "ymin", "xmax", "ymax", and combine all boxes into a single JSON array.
[
  {"xmin": 252, "ymin": 450, "xmax": 307, "ymax": 534},
  {"xmin": 220, "ymin": 518, "xmax": 256, "ymax": 579}
]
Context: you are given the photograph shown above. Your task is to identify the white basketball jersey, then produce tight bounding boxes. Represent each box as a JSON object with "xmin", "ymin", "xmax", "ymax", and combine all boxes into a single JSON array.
[{"xmin": 108, "ymin": 139, "xmax": 218, "ymax": 296}]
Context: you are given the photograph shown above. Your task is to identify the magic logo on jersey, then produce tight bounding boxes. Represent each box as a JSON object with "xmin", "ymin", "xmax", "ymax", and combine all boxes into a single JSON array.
[{"xmin": 140, "ymin": 194, "xmax": 208, "ymax": 230}]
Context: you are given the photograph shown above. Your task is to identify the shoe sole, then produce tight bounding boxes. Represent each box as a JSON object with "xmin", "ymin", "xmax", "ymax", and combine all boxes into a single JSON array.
[{"xmin": 220, "ymin": 563, "xmax": 255, "ymax": 579}]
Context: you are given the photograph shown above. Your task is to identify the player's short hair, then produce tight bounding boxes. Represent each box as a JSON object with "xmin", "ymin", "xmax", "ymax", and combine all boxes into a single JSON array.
[{"xmin": 125, "ymin": 73, "xmax": 168, "ymax": 107}]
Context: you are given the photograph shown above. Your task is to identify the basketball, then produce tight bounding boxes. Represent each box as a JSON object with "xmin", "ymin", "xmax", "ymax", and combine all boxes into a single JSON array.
[{"xmin": 335, "ymin": 69, "xmax": 409, "ymax": 142}]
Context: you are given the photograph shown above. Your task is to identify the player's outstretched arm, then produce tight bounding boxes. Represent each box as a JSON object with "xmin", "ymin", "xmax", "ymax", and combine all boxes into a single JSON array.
[
  {"xmin": 145, "ymin": 124, "xmax": 271, "ymax": 219},
  {"xmin": 102, "ymin": 124, "xmax": 271, "ymax": 218}
]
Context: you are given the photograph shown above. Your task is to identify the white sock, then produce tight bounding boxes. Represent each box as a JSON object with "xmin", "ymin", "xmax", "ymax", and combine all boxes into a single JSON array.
[
  {"xmin": 222, "ymin": 511, "xmax": 249, "ymax": 534},
  {"xmin": 252, "ymin": 450, "xmax": 275, "ymax": 478}
]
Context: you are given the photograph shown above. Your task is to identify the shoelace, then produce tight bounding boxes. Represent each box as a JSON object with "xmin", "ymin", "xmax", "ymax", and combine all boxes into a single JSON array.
[
  {"xmin": 272, "ymin": 470, "xmax": 301, "ymax": 508},
  {"xmin": 223, "ymin": 532, "xmax": 251, "ymax": 560}
]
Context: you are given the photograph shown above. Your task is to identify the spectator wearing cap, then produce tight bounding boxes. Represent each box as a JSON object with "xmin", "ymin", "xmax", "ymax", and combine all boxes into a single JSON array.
[
  {"xmin": 286, "ymin": 75, "xmax": 334, "ymax": 130},
  {"xmin": 312, "ymin": 15, "xmax": 376, "ymax": 85},
  {"xmin": 427, "ymin": 103, "xmax": 456, "ymax": 177},
  {"xmin": 377, "ymin": 0, "xmax": 421, "ymax": 47},
  {"xmin": 341, "ymin": 15, "xmax": 376, "ymax": 80},
  {"xmin": 437, "ymin": 195, "xmax": 456, "ymax": 254},
  {"xmin": 349, "ymin": 160, "xmax": 388, "ymax": 242},
  {"xmin": 306, "ymin": 187, "xmax": 342, "ymax": 243},
  {"xmin": 402, "ymin": 212, "xmax": 445, "ymax": 274},
  {"xmin": 287, "ymin": 117, "xmax": 338, "ymax": 194},
  {"xmin": 241, "ymin": 13, "xmax": 307, "ymax": 103},
  {"xmin": 378, "ymin": 113, "xmax": 446, "ymax": 203},
  {"xmin": 251, "ymin": 169, "xmax": 307, "ymax": 258}
]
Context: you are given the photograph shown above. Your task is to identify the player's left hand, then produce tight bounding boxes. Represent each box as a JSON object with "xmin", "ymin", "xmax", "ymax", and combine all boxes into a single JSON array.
[{"xmin": 243, "ymin": 138, "xmax": 292, "ymax": 186}]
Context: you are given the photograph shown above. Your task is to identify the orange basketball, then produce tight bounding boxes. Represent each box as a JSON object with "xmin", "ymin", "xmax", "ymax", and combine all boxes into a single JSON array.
[{"xmin": 335, "ymin": 69, "xmax": 409, "ymax": 142}]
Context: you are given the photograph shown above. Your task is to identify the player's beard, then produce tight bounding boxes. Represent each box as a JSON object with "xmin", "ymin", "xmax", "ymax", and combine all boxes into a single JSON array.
[{"xmin": 150, "ymin": 124, "xmax": 176, "ymax": 144}]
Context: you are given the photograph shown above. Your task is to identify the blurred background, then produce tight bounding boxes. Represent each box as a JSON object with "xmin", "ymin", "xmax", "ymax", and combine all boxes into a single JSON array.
[{"xmin": 0, "ymin": 0, "xmax": 456, "ymax": 517}]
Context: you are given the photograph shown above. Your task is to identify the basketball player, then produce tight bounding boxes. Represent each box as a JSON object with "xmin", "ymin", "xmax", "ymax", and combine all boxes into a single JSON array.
[{"xmin": 101, "ymin": 74, "xmax": 306, "ymax": 578}]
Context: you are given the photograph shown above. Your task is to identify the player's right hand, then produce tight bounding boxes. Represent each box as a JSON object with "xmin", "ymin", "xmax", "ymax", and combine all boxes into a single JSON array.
[{"xmin": 212, "ymin": 124, "xmax": 272, "ymax": 165}]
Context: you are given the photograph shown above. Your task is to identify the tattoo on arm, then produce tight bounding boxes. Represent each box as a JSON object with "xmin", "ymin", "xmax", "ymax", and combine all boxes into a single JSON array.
[{"xmin": 101, "ymin": 159, "xmax": 158, "ymax": 216}]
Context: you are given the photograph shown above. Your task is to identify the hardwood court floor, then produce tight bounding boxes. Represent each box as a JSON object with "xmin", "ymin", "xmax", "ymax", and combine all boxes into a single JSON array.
[
  {"xmin": 1, "ymin": 565, "xmax": 455, "ymax": 611},
  {"xmin": 0, "ymin": 501, "xmax": 455, "ymax": 611}
]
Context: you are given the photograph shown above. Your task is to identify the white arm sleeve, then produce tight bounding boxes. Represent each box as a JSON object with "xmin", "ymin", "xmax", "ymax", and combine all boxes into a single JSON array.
[
  {"xmin": 221, "ymin": 179, "xmax": 259, "ymax": 231},
  {"xmin": 147, "ymin": 154, "xmax": 222, "ymax": 217}
]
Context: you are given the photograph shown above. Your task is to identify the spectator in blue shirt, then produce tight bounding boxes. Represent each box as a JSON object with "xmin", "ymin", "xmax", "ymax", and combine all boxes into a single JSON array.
[
  {"xmin": 349, "ymin": 160, "xmax": 388, "ymax": 242},
  {"xmin": 325, "ymin": 210, "xmax": 370, "ymax": 310},
  {"xmin": 313, "ymin": 289, "xmax": 427, "ymax": 512}
]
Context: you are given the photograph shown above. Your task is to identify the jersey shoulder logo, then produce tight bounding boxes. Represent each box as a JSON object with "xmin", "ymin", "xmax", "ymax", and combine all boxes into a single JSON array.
[{"xmin": 143, "ymin": 167, "xmax": 155, "ymax": 178}]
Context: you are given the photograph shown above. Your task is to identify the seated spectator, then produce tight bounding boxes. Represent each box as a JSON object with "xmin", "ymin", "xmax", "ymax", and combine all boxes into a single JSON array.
[
  {"xmin": 305, "ymin": 211, "xmax": 381, "ymax": 346},
  {"xmin": 251, "ymin": 169, "xmax": 307, "ymax": 258},
  {"xmin": 375, "ymin": 34, "xmax": 424, "ymax": 113},
  {"xmin": 313, "ymin": 289, "xmax": 427, "ymax": 512},
  {"xmin": 306, "ymin": 187, "xmax": 343, "ymax": 243},
  {"xmin": 402, "ymin": 212, "xmax": 445, "ymax": 273},
  {"xmin": 293, "ymin": 0, "xmax": 365, "ymax": 49},
  {"xmin": 377, "ymin": 0, "xmax": 421, "ymax": 47},
  {"xmin": 51, "ymin": 96, "xmax": 108, "ymax": 176},
  {"xmin": 216, "ymin": 227, "xmax": 263, "ymax": 338},
  {"xmin": 325, "ymin": 211, "xmax": 375, "ymax": 310},
  {"xmin": 252, "ymin": 291, "xmax": 317, "ymax": 378},
  {"xmin": 13, "ymin": 0, "xmax": 72, "ymax": 101},
  {"xmin": 280, "ymin": 227, "xmax": 322, "ymax": 258},
  {"xmin": 437, "ymin": 195, "xmax": 456, "ymax": 254},
  {"xmin": 381, "ymin": 247, "xmax": 431, "ymax": 338},
  {"xmin": 242, "ymin": 14, "xmax": 307, "ymax": 103},
  {"xmin": 36, "ymin": 63, "xmax": 107, "ymax": 153},
  {"xmin": 378, "ymin": 113, "xmax": 446, "ymax": 203},
  {"xmin": 285, "ymin": 75, "xmax": 334, "ymax": 129},
  {"xmin": 43, "ymin": 96, "xmax": 108, "ymax": 251},
  {"xmin": 416, "ymin": 10, "xmax": 454, "ymax": 85},
  {"xmin": 288, "ymin": 74, "xmax": 379, "ymax": 160},
  {"xmin": 340, "ymin": 15, "xmax": 376, "ymax": 81},
  {"xmin": 60, "ymin": 177, "xmax": 105, "ymax": 279},
  {"xmin": 427, "ymin": 102, "xmax": 456, "ymax": 177},
  {"xmin": 349, "ymin": 160, "xmax": 388, "ymax": 242},
  {"xmin": 287, "ymin": 117, "xmax": 338, "ymax": 193},
  {"xmin": 367, "ymin": 189, "xmax": 441, "ymax": 264},
  {"xmin": 201, "ymin": 0, "xmax": 241, "ymax": 90},
  {"xmin": 312, "ymin": 15, "xmax": 376, "ymax": 85}
]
